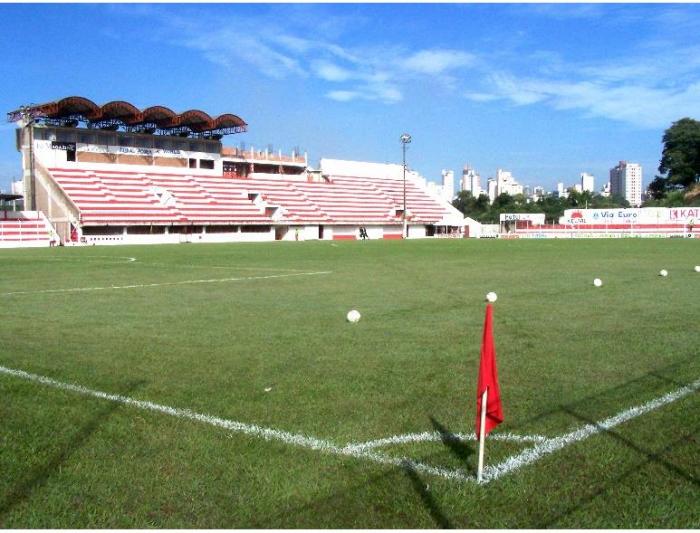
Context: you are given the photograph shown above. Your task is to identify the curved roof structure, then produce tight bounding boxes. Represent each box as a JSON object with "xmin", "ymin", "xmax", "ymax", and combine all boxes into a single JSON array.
[
  {"xmin": 214, "ymin": 114, "xmax": 247, "ymax": 129},
  {"xmin": 141, "ymin": 105, "xmax": 177, "ymax": 126},
  {"xmin": 100, "ymin": 101, "xmax": 141, "ymax": 123},
  {"xmin": 7, "ymin": 96, "xmax": 247, "ymax": 138}
]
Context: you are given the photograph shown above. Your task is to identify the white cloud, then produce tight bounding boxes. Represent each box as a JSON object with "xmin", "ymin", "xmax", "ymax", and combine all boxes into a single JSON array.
[
  {"xmin": 489, "ymin": 73, "xmax": 548, "ymax": 105},
  {"xmin": 326, "ymin": 82, "xmax": 402, "ymax": 104},
  {"xmin": 402, "ymin": 49, "xmax": 475, "ymax": 75},
  {"xmin": 179, "ymin": 31, "xmax": 306, "ymax": 80},
  {"xmin": 142, "ymin": 9, "xmax": 474, "ymax": 106},
  {"xmin": 313, "ymin": 61, "xmax": 354, "ymax": 82},
  {"xmin": 370, "ymin": 84, "xmax": 403, "ymax": 103},
  {"xmin": 464, "ymin": 92, "xmax": 499, "ymax": 103},
  {"xmin": 515, "ymin": 3, "xmax": 606, "ymax": 20},
  {"xmin": 268, "ymin": 34, "xmax": 314, "ymax": 55},
  {"xmin": 327, "ymin": 90, "xmax": 360, "ymax": 102},
  {"xmin": 144, "ymin": 5, "xmax": 700, "ymax": 125},
  {"xmin": 479, "ymin": 73, "xmax": 700, "ymax": 129}
]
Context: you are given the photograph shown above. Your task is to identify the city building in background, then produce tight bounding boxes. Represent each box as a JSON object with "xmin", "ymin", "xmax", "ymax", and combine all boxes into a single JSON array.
[
  {"xmin": 495, "ymin": 168, "xmax": 524, "ymax": 197},
  {"xmin": 460, "ymin": 165, "xmax": 481, "ymax": 197},
  {"xmin": 441, "ymin": 169, "xmax": 454, "ymax": 202},
  {"xmin": 487, "ymin": 178, "xmax": 497, "ymax": 203},
  {"xmin": 581, "ymin": 172, "xmax": 595, "ymax": 193},
  {"xmin": 610, "ymin": 161, "xmax": 642, "ymax": 206}
]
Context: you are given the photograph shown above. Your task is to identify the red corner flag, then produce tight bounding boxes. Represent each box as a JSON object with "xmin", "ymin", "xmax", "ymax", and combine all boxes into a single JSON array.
[{"xmin": 475, "ymin": 303, "xmax": 503, "ymax": 439}]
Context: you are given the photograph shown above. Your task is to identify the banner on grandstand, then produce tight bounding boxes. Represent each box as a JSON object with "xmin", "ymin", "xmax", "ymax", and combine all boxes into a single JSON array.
[
  {"xmin": 36, "ymin": 139, "xmax": 186, "ymax": 158},
  {"xmin": 51, "ymin": 141, "xmax": 76, "ymax": 151},
  {"xmin": 78, "ymin": 144, "xmax": 183, "ymax": 157},
  {"xmin": 500, "ymin": 213, "xmax": 545, "ymax": 224},
  {"xmin": 560, "ymin": 208, "xmax": 696, "ymax": 225},
  {"xmin": 669, "ymin": 208, "xmax": 699, "ymax": 222}
]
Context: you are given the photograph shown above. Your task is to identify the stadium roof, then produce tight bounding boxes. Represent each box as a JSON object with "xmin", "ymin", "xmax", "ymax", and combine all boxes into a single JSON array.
[{"xmin": 6, "ymin": 96, "xmax": 247, "ymax": 139}]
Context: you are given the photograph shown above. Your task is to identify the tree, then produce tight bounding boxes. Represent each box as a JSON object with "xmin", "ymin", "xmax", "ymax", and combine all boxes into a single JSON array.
[
  {"xmin": 452, "ymin": 190, "xmax": 477, "ymax": 215},
  {"xmin": 657, "ymin": 118, "xmax": 700, "ymax": 191},
  {"xmin": 452, "ymin": 191, "xmax": 494, "ymax": 223}
]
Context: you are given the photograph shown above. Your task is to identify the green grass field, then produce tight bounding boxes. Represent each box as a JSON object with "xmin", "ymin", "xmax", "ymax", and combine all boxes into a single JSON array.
[{"xmin": 1, "ymin": 238, "xmax": 698, "ymax": 528}]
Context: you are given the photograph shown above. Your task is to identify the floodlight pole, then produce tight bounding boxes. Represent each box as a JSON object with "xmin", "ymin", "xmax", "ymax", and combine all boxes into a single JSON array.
[
  {"xmin": 400, "ymin": 133, "xmax": 411, "ymax": 239},
  {"xmin": 19, "ymin": 106, "xmax": 37, "ymax": 211}
]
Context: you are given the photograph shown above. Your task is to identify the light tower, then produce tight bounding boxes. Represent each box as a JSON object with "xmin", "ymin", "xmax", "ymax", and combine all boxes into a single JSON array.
[{"xmin": 400, "ymin": 133, "xmax": 412, "ymax": 239}]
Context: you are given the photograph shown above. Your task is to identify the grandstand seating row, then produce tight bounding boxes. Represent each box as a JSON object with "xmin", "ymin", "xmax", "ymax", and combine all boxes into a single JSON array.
[
  {"xmin": 0, "ymin": 212, "xmax": 53, "ymax": 246},
  {"xmin": 48, "ymin": 168, "xmax": 454, "ymax": 226}
]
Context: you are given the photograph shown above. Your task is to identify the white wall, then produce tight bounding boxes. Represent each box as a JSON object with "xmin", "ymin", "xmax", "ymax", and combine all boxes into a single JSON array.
[{"xmin": 82, "ymin": 228, "xmax": 275, "ymax": 246}]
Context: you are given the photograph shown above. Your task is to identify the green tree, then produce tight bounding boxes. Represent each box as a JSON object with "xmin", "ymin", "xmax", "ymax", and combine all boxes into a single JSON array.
[
  {"xmin": 656, "ymin": 118, "xmax": 700, "ymax": 192},
  {"xmin": 453, "ymin": 188, "xmax": 632, "ymax": 226},
  {"xmin": 452, "ymin": 191, "xmax": 493, "ymax": 223},
  {"xmin": 452, "ymin": 190, "xmax": 477, "ymax": 215}
]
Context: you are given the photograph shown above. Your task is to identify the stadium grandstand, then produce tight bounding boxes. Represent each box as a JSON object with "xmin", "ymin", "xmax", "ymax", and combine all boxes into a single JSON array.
[{"xmin": 6, "ymin": 96, "xmax": 465, "ymax": 247}]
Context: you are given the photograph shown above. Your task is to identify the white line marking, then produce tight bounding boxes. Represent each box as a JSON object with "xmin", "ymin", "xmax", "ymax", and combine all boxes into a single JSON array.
[
  {"xmin": 0, "ymin": 365, "xmax": 474, "ymax": 483},
  {"xmin": 482, "ymin": 378, "xmax": 700, "ymax": 483},
  {"xmin": 344, "ymin": 431, "xmax": 548, "ymax": 452},
  {"xmin": 0, "ymin": 255, "xmax": 137, "ymax": 264},
  {"xmin": 1, "ymin": 364, "xmax": 696, "ymax": 485},
  {"xmin": 0, "ymin": 271, "xmax": 332, "ymax": 296},
  {"xmin": 131, "ymin": 262, "xmax": 306, "ymax": 272}
]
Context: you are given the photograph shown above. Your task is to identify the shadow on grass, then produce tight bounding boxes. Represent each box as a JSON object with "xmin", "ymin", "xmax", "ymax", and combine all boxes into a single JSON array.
[
  {"xmin": 247, "ymin": 468, "xmax": 403, "ymax": 528},
  {"xmin": 402, "ymin": 460, "xmax": 454, "ymax": 529},
  {"xmin": 429, "ymin": 416, "xmax": 476, "ymax": 475},
  {"xmin": 511, "ymin": 354, "xmax": 698, "ymax": 433},
  {"xmin": 0, "ymin": 379, "xmax": 146, "ymax": 525},
  {"xmin": 536, "ymin": 419, "xmax": 700, "ymax": 528},
  {"xmin": 247, "ymin": 456, "xmax": 456, "ymax": 528},
  {"xmin": 562, "ymin": 407, "xmax": 699, "ymax": 487}
]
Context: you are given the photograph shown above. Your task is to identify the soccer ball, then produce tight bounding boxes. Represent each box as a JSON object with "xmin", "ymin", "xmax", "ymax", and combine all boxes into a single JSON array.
[
  {"xmin": 593, "ymin": 278, "xmax": 602, "ymax": 287},
  {"xmin": 346, "ymin": 309, "xmax": 361, "ymax": 323},
  {"xmin": 485, "ymin": 292, "xmax": 497, "ymax": 303},
  {"xmin": 694, "ymin": 265, "xmax": 700, "ymax": 272},
  {"xmin": 659, "ymin": 269, "xmax": 668, "ymax": 277}
]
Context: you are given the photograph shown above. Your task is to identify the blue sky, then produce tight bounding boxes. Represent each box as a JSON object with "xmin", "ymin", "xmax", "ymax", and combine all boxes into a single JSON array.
[{"xmin": 2, "ymin": 3, "xmax": 700, "ymax": 195}]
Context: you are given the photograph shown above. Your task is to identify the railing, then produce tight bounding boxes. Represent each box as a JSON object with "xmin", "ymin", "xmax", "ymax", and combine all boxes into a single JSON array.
[{"xmin": 221, "ymin": 147, "xmax": 306, "ymax": 164}]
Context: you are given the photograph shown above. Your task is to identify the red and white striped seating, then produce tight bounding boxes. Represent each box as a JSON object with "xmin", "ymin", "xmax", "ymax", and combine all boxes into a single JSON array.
[
  {"xmin": 0, "ymin": 213, "xmax": 52, "ymax": 245},
  {"xmin": 47, "ymin": 167, "xmax": 454, "ymax": 226},
  {"xmin": 50, "ymin": 168, "xmax": 270, "ymax": 225}
]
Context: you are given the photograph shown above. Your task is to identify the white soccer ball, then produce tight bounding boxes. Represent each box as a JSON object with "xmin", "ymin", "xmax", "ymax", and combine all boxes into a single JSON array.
[
  {"xmin": 593, "ymin": 278, "xmax": 602, "ymax": 287},
  {"xmin": 694, "ymin": 265, "xmax": 700, "ymax": 272},
  {"xmin": 659, "ymin": 269, "xmax": 668, "ymax": 277},
  {"xmin": 485, "ymin": 292, "xmax": 497, "ymax": 303},
  {"xmin": 346, "ymin": 309, "xmax": 361, "ymax": 323}
]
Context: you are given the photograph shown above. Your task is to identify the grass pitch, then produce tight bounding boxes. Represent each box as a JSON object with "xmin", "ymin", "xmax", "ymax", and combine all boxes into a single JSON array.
[{"xmin": 0, "ymin": 238, "xmax": 698, "ymax": 528}]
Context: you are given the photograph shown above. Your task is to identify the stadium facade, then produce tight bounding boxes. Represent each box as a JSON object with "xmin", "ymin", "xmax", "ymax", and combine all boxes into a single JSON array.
[{"xmin": 6, "ymin": 97, "xmax": 464, "ymax": 246}]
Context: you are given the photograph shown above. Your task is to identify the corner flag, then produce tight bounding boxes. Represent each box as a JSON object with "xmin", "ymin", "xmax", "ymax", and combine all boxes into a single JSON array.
[{"xmin": 475, "ymin": 303, "xmax": 503, "ymax": 440}]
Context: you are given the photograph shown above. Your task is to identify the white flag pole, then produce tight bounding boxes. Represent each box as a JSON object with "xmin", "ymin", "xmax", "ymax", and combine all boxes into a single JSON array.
[{"xmin": 477, "ymin": 387, "xmax": 488, "ymax": 483}]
